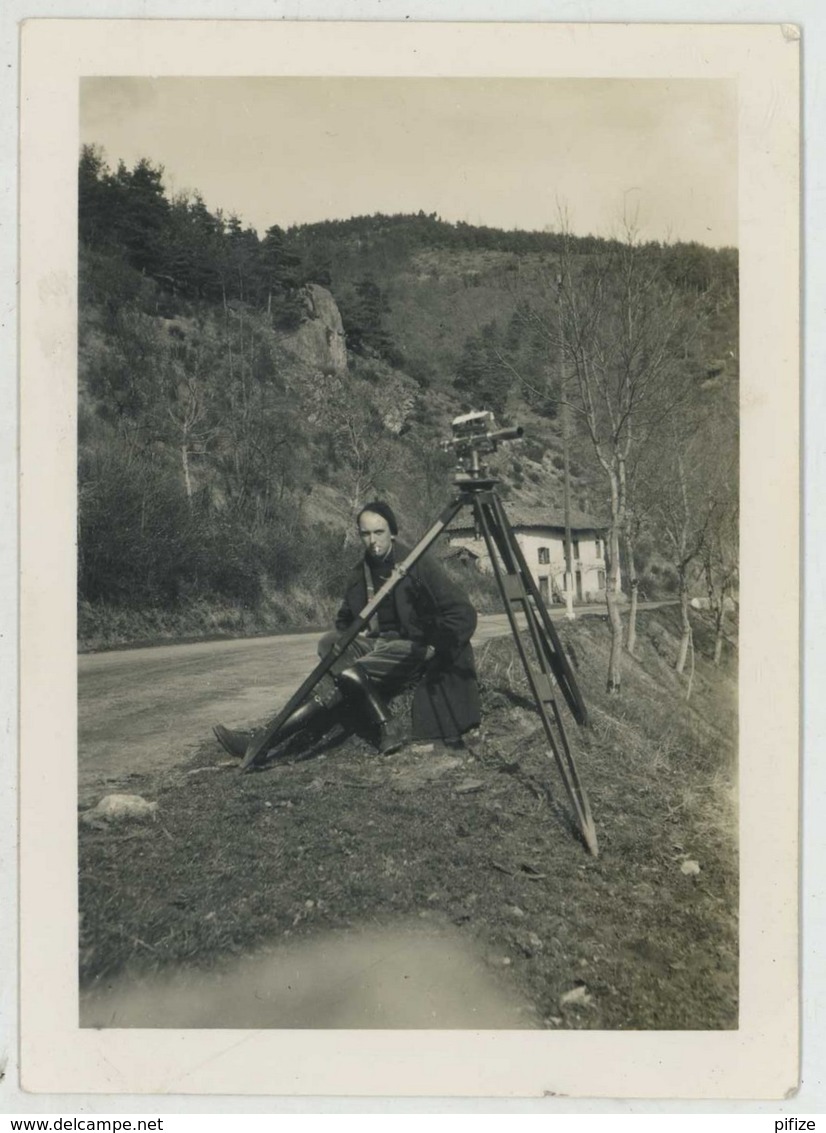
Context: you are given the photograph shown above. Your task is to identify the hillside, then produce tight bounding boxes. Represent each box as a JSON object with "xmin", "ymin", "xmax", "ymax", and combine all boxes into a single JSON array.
[{"xmin": 77, "ymin": 149, "xmax": 739, "ymax": 651}]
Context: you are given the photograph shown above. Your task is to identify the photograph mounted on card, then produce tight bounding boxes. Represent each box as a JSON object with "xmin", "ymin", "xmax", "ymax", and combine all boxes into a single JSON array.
[{"xmin": 18, "ymin": 18, "xmax": 799, "ymax": 1098}]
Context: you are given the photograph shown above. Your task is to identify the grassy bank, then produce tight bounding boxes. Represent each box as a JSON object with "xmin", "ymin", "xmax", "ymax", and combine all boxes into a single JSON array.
[
  {"xmin": 77, "ymin": 587, "xmax": 337, "ymax": 653},
  {"xmin": 78, "ymin": 560, "xmax": 505, "ymax": 652},
  {"xmin": 78, "ymin": 606, "xmax": 737, "ymax": 1029}
]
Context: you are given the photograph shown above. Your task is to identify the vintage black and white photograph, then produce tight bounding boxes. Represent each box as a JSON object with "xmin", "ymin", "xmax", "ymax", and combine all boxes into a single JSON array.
[
  {"xmin": 74, "ymin": 72, "xmax": 740, "ymax": 1031},
  {"xmin": 17, "ymin": 19, "xmax": 799, "ymax": 1099}
]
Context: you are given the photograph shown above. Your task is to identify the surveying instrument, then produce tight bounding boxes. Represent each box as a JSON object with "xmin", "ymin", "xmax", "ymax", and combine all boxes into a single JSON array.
[{"xmin": 239, "ymin": 411, "xmax": 598, "ymax": 856}]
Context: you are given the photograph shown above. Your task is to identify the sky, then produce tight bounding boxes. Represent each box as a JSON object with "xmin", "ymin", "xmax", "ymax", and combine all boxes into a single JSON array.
[{"xmin": 80, "ymin": 76, "xmax": 737, "ymax": 247}]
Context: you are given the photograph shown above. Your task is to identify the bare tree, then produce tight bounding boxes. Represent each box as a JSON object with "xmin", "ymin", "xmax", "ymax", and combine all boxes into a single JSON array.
[
  {"xmin": 166, "ymin": 371, "xmax": 213, "ymax": 503},
  {"xmin": 703, "ymin": 495, "xmax": 738, "ymax": 665},
  {"xmin": 159, "ymin": 324, "xmax": 223, "ymax": 505},
  {"xmin": 638, "ymin": 395, "xmax": 737, "ymax": 679},
  {"xmin": 649, "ymin": 428, "xmax": 710, "ymax": 674},
  {"xmin": 697, "ymin": 410, "xmax": 739, "ymax": 667},
  {"xmin": 556, "ymin": 223, "xmax": 705, "ymax": 692},
  {"xmin": 305, "ymin": 370, "xmax": 396, "ymax": 536}
]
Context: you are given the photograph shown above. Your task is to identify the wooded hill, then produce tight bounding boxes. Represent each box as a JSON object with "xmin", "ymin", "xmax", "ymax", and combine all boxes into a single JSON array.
[{"xmin": 78, "ymin": 147, "xmax": 739, "ymax": 654}]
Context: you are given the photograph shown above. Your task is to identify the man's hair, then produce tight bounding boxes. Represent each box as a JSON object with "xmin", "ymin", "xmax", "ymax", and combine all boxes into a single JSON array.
[{"xmin": 357, "ymin": 500, "xmax": 399, "ymax": 536}]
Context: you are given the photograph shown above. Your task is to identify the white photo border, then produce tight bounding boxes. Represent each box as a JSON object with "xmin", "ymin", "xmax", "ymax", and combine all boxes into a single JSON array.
[{"xmin": 12, "ymin": 13, "xmax": 804, "ymax": 1106}]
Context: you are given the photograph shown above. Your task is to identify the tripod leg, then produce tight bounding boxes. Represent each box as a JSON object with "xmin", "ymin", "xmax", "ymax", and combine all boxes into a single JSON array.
[
  {"xmin": 488, "ymin": 492, "xmax": 588, "ymax": 727},
  {"xmin": 474, "ymin": 496, "xmax": 598, "ymax": 856}
]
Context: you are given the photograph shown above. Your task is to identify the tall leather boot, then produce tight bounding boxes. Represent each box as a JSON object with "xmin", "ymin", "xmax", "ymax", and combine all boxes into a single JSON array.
[
  {"xmin": 213, "ymin": 724, "xmax": 253, "ymax": 758},
  {"xmin": 337, "ymin": 666, "xmax": 406, "ymax": 755},
  {"xmin": 214, "ymin": 682, "xmax": 343, "ymax": 759}
]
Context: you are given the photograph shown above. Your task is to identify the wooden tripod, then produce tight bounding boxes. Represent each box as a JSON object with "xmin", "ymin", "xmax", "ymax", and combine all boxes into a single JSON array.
[{"xmin": 238, "ymin": 468, "xmax": 599, "ymax": 857}]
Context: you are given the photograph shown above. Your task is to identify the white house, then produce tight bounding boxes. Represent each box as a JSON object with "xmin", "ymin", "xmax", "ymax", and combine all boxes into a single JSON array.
[{"xmin": 447, "ymin": 505, "xmax": 615, "ymax": 604}]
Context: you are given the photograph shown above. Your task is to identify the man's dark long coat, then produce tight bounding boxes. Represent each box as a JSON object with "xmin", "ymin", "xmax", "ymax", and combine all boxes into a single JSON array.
[{"xmin": 334, "ymin": 543, "xmax": 481, "ymax": 741}]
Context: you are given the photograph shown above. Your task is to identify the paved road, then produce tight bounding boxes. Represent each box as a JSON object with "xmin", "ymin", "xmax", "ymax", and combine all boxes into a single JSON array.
[{"xmin": 78, "ymin": 606, "xmax": 617, "ymax": 804}]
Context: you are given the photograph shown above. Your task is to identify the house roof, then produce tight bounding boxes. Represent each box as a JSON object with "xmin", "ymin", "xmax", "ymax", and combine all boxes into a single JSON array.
[{"xmin": 448, "ymin": 504, "xmax": 605, "ymax": 535}]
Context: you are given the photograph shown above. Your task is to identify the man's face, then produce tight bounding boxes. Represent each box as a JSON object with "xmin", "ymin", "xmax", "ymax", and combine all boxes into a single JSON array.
[{"xmin": 358, "ymin": 511, "xmax": 394, "ymax": 561}]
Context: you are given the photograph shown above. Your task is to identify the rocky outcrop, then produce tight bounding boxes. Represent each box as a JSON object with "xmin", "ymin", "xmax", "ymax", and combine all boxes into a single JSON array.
[
  {"xmin": 370, "ymin": 368, "xmax": 419, "ymax": 435},
  {"xmin": 279, "ymin": 284, "xmax": 348, "ymax": 375}
]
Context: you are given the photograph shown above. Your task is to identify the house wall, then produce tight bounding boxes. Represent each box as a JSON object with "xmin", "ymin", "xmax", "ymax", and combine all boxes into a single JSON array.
[{"xmin": 448, "ymin": 526, "xmax": 614, "ymax": 603}]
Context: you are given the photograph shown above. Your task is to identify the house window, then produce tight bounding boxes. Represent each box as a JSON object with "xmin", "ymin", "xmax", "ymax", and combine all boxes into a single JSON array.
[
  {"xmin": 538, "ymin": 546, "xmax": 550, "ymax": 565},
  {"xmin": 572, "ymin": 537, "xmax": 580, "ymax": 558},
  {"xmin": 595, "ymin": 537, "xmax": 602, "ymax": 559},
  {"xmin": 598, "ymin": 569, "xmax": 606, "ymax": 589}
]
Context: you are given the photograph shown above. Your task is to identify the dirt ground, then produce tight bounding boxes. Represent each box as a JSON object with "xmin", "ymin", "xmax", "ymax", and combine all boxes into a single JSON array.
[{"xmin": 78, "ymin": 607, "xmax": 738, "ymax": 1031}]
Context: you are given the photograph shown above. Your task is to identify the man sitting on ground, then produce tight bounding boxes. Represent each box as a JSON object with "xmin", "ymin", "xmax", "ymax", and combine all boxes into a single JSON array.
[{"xmin": 213, "ymin": 500, "xmax": 481, "ymax": 759}]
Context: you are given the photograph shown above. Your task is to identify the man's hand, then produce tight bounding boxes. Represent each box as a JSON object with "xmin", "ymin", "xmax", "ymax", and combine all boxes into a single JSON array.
[{"xmin": 424, "ymin": 645, "xmax": 437, "ymax": 663}]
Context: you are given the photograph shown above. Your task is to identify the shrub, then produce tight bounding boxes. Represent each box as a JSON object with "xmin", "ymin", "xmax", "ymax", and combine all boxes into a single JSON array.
[{"xmin": 79, "ymin": 446, "xmax": 199, "ymax": 606}]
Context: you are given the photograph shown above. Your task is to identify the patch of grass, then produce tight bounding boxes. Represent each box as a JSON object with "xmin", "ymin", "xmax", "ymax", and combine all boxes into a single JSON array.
[
  {"xmin": 79, "ymin": 608, "xmax": 737, "ymax": 1029},
  {"xmin": 79, "ymin": 567, "xmax": 504, "ymax": 652},
  {"xmin": 78, "ymin": 586, "xmax": 340, "ymax": 652}
]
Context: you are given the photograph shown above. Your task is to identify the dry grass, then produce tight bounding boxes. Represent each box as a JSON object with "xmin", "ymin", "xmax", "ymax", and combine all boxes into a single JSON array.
[
  {"xmin": 78, "ymin": 586, "xmax": 338, "ymax": 652},
  {"xmin": 78, "ymin": 607, "xmax": 738, "ymax": 1030}
]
